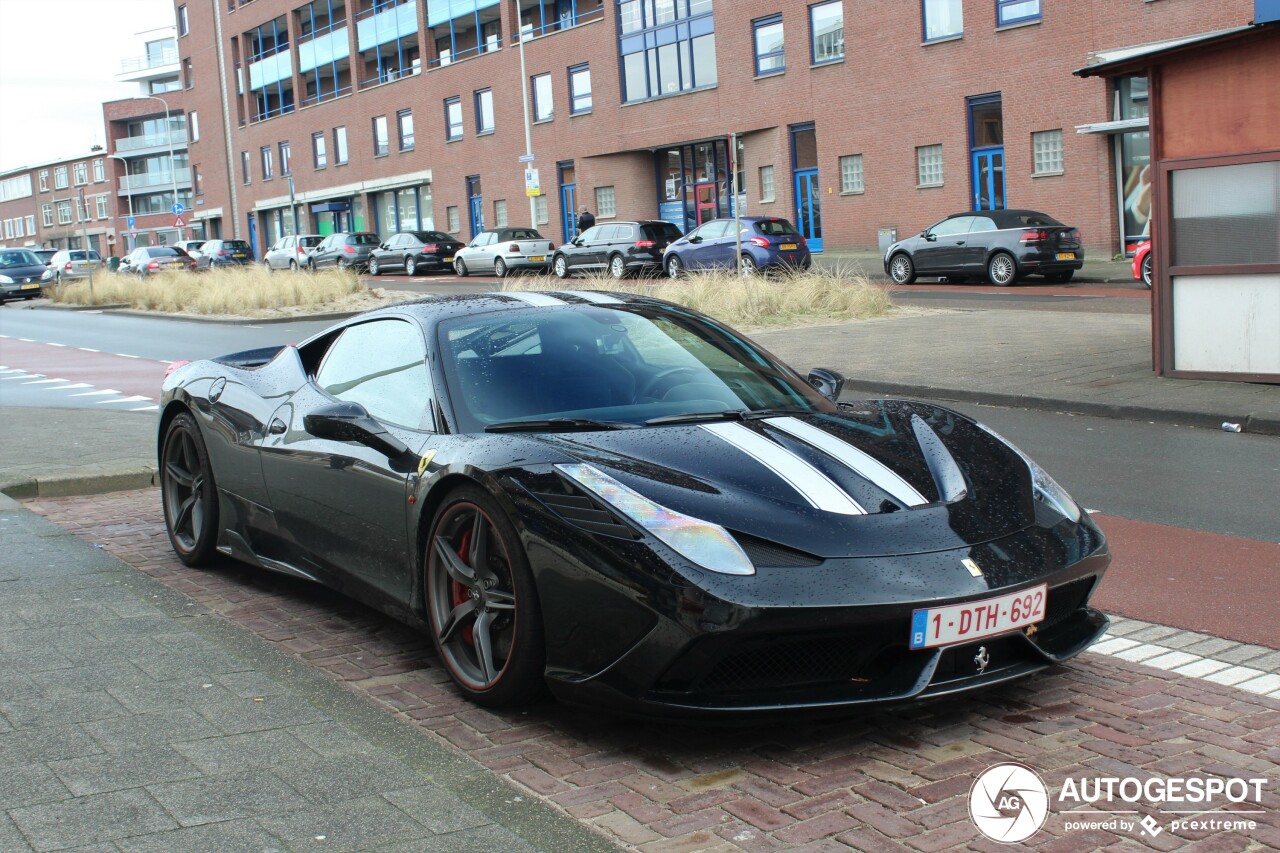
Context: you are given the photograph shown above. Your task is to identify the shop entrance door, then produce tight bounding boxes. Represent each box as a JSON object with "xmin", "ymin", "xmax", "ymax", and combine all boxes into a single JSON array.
[
  {"xmin": 794, "ymin": 170, "xmax": 822, "ymax": 253},
  {"xmin": 466, "ymin": 175, "xmax": 483, "ymax": 238},
  {"xmin": 694, "ymin": 183, "xmax": 717, "ymax": 224},
  {"xmin": 968, "ymin": 93, "xmax": 1005, "ymax": 211},
  {"xmin": 971, "ymin": 150, "xmax": 1006, "ymax": 211},
  {"xmin": 559, "ymin": 161, "xmax": 577, "ymax": 242}
]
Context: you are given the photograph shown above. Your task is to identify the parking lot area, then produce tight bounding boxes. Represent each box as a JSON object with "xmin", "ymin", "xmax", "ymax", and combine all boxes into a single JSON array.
[{"xmin": 25, "ymin": 488, "xmax": 1280, "ymax": 853}]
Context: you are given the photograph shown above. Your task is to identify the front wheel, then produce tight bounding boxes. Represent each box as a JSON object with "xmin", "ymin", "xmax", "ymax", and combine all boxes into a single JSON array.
[
  {"xmin": 888, "ymin": 253, "xmax": 916, "ymax": 285},
  {"xmin": 406, "ymin": 256, "xmax": 418, "ymax": 276},
  {"xmin": 608, "ymin": 254, "xmax": 627, "ymax": 280},
  {"xmin": 666, "ymin": 255, "xmax": 684, "ymax": 279},
  {"xmin": 368, "ymin": 257, "xmax": 381, "ymax": 276},
  {"xmin": 454, "ymin": 257, "xmax": 468, "ymax": 277},
  {"xmin": 160, "ymin": 411, "xmax": 220, "ymax": 567},
  {"xmin": 494, "ymin": 257, "xmax": 508, "ymax": 279},
  {"xmin": 987, "ymin": 252, "xmax": 1018, "ymax": 286},
  {"xmin": 1141, "ymin": 254, "xmax": 1153, "ymax": 288},
  {"xmin": 289, "ymin": 260, "xmax": 298, "ymax": 271},
  {"xmin": 552, "ymin": 255, "xmax": 569, "ymax": 279},
  {"xmin": 308, "ymin": 259, "xmax": 317, "ymax": 272},
  {"xmin": 425, "ymin": 486, "xmax": 544, "ymax": 707}
]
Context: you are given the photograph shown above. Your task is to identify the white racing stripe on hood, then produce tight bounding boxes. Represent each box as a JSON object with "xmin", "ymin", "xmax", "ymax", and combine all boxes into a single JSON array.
[
  {"xmin": 764, "ymin": 417, "xmax": 929, "ymax": 507},
  {"xmin": 560, "ymin": 290, "xmax": 624, "ymax": 304},
  {"xmin": 503, "ymin": 291, "xmax": 566, "ymax": 306},
  {"xmin": 701, "ymin": 422, "xmax": 866, "ymax": 515}
]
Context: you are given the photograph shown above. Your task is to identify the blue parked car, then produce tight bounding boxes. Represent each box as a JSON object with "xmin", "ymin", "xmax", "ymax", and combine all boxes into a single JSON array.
[{"xmin": 663, "ymin": 216, "xmax": 812, "ymax": 277}]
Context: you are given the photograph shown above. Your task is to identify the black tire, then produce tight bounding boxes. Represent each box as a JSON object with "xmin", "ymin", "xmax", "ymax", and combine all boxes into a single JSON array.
[
  {"xmin": 160, "ymin": 411, "xmax": 220, "ymax": 567},
  {"xmin": 739, "ymin": 254, "xmax": 759, "ymax": 276},
  {"xmin": 1044, "ymin": 270, "xmax": 1074, "ymax": 283},
  {"xmin": 406, "ymin": 256, "xmax": 418, "ymax": 276},
  {"xmin": 289, "ymin": 260, "xmax": 298, "ymax": 271},
  {"xmin": 425, "ymin": 485, "xmax": 544, "ymax": 707},
  {"xmin": 336, "ymin": 258, "xmax": 348, "ymax": 272},
  {"xmin": 494, "ymin": 257, "xmax": 508, "ymax": 279},
  {"xmin": 1141, "ymin": 254, "xmax": 1153, "ymax": 288},
  {"xmin": 608, "ymin": 254, "xmax": 627, "ymax": 280},
  {"xmin": 368, "ymin": 256, "xmax": 381, "ymax": 276},
  {"xmin": 888, "ymin": 253, "xmax": 916, "ymax": 285},
  {"xmin": 308, "ymin": 259, "xmax": 317, "ymax": 272},
  {"xmin": 454, "ymin": 257, "xmax": 468, "ymax": 277},
  {"xmin": 666, "ymin": 255, "xmax": 684, "ymax": 279},
  {"xmin": 553, "ymin": 255, "xmax": 569, "ymax": 279},
  {"xmin": 987, "ymin": 252, "xmax": 1018, "ymax": 286}
]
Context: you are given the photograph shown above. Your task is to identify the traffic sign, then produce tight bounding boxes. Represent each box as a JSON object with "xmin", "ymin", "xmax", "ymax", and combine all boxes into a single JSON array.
[
  {"xmin": 173, "ymin": 216, "xmax": 185, "ymax": 228},
  {"xmin": 127, "ymin": 216, "xmax": 136, "ymax": 229},
  {"xmin": 524, "ymin": 168, "xmax": 540, "ymax": 198},
  {"xmin": 171, "ymin": 202, "xmax": 185, "ymax": 216}
]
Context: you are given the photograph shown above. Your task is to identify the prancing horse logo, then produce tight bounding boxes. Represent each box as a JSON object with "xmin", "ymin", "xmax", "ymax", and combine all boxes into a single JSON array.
[{"xmin": 974, "ymin": 646, "xmax": 991, "ymax": 674}]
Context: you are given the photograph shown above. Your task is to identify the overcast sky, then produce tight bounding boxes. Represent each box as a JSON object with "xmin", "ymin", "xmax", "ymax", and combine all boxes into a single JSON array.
[{"xmin": 0, "ymin": 0, "xmax": 176, "ymax": 172}]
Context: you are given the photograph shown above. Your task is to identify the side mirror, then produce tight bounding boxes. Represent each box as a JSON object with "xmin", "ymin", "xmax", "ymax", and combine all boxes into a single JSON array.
[
  {"xmin": 807, "ymin": 368, "xmax": 845, "ymax": 403},
  {"xmin": 688, "ymin": 235, "xmax": 702, "ymax": 244},
  {"xmin": 304, "ymin": 400, "xmax": 414, "ymax": 466},
  {"xmin": 572, "ymin": 238, "xmax": 583, "ymax": 247},
  {"xmin": 922, "ymin": 232, "xmax": 936, "ymax": 242}
]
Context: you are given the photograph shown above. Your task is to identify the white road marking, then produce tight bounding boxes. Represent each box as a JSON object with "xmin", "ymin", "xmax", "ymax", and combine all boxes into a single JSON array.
[
  {"xmin": 47, "ymin": 342, "xmax": 65, "ymax": 347},
  {"xmin": 2, "ymin": 373, "xmax": 40, "ymax": 380},
  {"xmin": 118, "ymin": 353, "xmax": 140, "ymax": 359},
  {"xmin": 78, "ymin": 347, "xmax": 99, "ymax": 353},
  {"xmin": 22, "ymin": 378, "xmax": 70, "ymax": 385},
  {"xmin": 131, "ymin": 405, "xmax": 160, "ymax": 412},
  {"xmin": 18, "ymin": 338, "xmax": 34, "ymax": 342},
  {"xmin": 69, "ymin": 389, "xmax": 120, "ymax": 397},
  {"xmin": 51, "ymin": 383, "xmax": 92, "ymax": 391},
  {"xmin": 96, "ymin": 395, "xmax": 152, "ymax": 404}
]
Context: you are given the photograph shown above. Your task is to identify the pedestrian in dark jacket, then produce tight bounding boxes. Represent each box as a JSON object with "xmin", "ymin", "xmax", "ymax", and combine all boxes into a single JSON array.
[{"xmin": 576, "ymin": 206, "xmax": 595, "ymax": 235}]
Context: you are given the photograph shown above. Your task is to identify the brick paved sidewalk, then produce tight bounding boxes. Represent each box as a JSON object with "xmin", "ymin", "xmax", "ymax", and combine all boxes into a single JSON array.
[{"xmin": 22, "ymin": 488, "xmax": 1280, "ymax": 852}]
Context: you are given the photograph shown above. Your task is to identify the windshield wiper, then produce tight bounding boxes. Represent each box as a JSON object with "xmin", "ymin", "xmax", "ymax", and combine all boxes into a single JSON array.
[
  {"xmin": 485, "ymin": 418, "xmax": 638, "ymax": 433},
  {"xmin": 645, "ymin": 407, "xmax": 815, "ymax": 426}
]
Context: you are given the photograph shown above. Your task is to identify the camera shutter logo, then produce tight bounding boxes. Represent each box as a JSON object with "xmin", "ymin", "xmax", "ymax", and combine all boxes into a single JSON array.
[{"xmin": 969, "ymin": 763, "xmax": 1049, "ymax": 843}]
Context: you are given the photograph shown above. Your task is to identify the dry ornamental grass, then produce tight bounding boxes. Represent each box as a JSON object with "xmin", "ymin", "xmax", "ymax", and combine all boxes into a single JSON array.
[
  {"xmin": 52, "ymin": 265, "xmax": 371, "ymax": 316},
  {"xmin": 504, "ymin": 264, "xmax": 896, "ymax": 328}
]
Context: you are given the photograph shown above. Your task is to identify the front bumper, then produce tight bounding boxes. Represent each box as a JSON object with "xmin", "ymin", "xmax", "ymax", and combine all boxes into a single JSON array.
[{"xmin": 1, "ymin": 280, "xmax": 47, "ymax": 297}]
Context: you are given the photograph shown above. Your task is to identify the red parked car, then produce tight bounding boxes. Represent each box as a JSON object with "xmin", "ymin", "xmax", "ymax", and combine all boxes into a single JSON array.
[{"xmin": 1132, "ymin": 239, "xmax": 1153, "ymax": 288}]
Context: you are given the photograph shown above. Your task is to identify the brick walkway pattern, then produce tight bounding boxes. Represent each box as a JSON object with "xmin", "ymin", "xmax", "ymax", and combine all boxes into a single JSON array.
[{"xmin": 26, "ymin": 489, "xmax": 1280, "ymax": 853}]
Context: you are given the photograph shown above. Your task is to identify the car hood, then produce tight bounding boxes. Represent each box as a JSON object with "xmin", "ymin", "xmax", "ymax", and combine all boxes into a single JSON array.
[
  {"xmin": 517, "ymin": 400, "xmax": 1040, "ymax": 559},
  {"xmin": 1, "ymin": 264, "xmax": 49, "ymax": 279}
]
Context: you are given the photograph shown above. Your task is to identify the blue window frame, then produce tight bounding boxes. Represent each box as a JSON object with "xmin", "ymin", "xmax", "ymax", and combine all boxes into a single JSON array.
[
  {"xmin": 246, "ymin": 15, "xmax": 295, "ymax": 121},
  {"xmin": 809, "ymin": 2, "xmax": 842, "ymax": 64},
  {"xmin": 753, "ymin": 14, "xmax": 784, "ymax": 76},
  {"xmin": 357, "ymin": 0, "xmax": 420, "ymax": 86},
  {"xmin": 445, "ymin": 97, "xmax": 463, "ymax": 140},
  {"xmin": 996, "ymin": 0, "xmax": 1040, "ymax": 26},
  {"xmin": 475, "ymin": 88, "xmax": 494, "ymax": 133},
  {"xmin": 518, "ymin": 0, "xmax": 605, "ymax": 39},
  {"xmin": 617, "ymin": 0, "xmax": 717, "ymax": 104},
  {"xmin": 569, "ymin": 63, "xmax": 592, "ymax": 113},
  {"xmin": 297, "ymin": 0, "xmax": 352, "ymax": 107},
  {"xmin": 922, "ymin": 0, "xmax": 963, "ymax": 41},
  {"xmin": 429, "ymin": 0, "xmax": 501, "ymax": 68}
]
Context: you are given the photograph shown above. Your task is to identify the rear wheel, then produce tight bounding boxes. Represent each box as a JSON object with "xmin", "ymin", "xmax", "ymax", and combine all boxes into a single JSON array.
[
  {"xmin": 553, "ymin": 255, "xmax": 569, "ymax": 279},
  {"xmin": 426, "ymin": 486, "xmax": 544, "ymax": 707},
  {"xmin": 608, "ymin": 254, "xmax": 627, "ymax": 279},
  {"xmin": 406, "ymin": 256, "xmax": 418, "ymax": 276},
  {"xmin": 454, "ymin": 257, "xmax": 468, "ymax": 277},
  {"xmin": 1141, "ymin": 254, "xmax": 1153, "ymax": 288},
  {"xmin": 160, "ymin": 412, "xmax": 220, "ymax": 567},
  {"xmin": 739, "ymin": 254, "xmax": 759, "ymax": 276},
  {"xmin": 368, "ymin": 256, "xmax": 381, "ymax": 276},
  {"xmin": 494, "ymin": 257, "xmax": 508, "ymax": 278},
  {"xmin": 888, "ymin": 253, "xmax": 916, "ymax": 285},
  {"xmin": 666, "ymin": 254, "xmax": 684, "ymax": 279},
  {"xmin": 987, "ymin": 252, "xmax": 1018, "ymax": 286}
]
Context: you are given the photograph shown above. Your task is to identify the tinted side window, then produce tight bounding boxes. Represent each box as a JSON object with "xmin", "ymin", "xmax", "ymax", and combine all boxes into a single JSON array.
[
  {"xmin": 314, "ymin": 319, "xmax": 431, "ymax": 429},
  {"xmin": 352, "ymin": 234, "xmax": 379, "ymax": 245},
  {"xmin": 643, "ymin": 222, "xmax": 683, "ymax": 241}
]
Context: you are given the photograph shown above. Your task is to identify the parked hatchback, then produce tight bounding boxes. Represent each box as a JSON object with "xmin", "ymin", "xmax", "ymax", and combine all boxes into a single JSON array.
[
  {"xmin": 552, "ymin": 220, "xmax": 683, "ymax": 279},
  {"xmin": 118, "ymin": 246, "xmax": 197, "ymax": 276},
  {"xmin": 453, "ymin": 227, "xmax": 555, "ymax": 278},
  {"xmin": 0, "ymin": 249, "xmax": 51, "ymax": 301},
  {"xmin": 194, "ymin": 239, "xmax": 255, "ymax": 270},
  {"xmin": 884, "ymin": 209, "xmax": 1084, "ymax": 286},
  {"xmin": 47, "ymin": 249, "xmax": 103, "ymax": 283},
  {"xmin": 264, "ymin": 234, "xmax": 324, "ymax": 271},
  {"xmin": 308, "ymin": 232, "xmax": 380, "ymax": 271},
  {"xmin": 664, "ymin": 216, "xmax": 811, "ymax": 277},
  {"xmin": 367, "ymin": 231, "xmax": 464, "ymax": 276}
]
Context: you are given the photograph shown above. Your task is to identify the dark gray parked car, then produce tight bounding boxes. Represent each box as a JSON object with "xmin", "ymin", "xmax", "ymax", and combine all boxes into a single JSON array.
[
  {"xmin": 307, "ymin": 232, "xmax": 380, "ymax": 271},
  {"xmin": 0, "ymin": 249, "xmax": 51, "ymax": 301},
  {"xmin": 367, "ymin": 231, "xmax": 465, "ymax": 276},
  {"xmin": 118, "ymin": 246, "xmax": 197, "ymax": 277},
  {"xmin": 551, "ymin": 220, "xmax": 683, "ymax": 279}
]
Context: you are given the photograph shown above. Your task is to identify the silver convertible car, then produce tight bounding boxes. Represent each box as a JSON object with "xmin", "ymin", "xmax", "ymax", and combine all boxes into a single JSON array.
[{"xmin": 453, "ymin": 228, "xmax": 555, "ymax": 278}]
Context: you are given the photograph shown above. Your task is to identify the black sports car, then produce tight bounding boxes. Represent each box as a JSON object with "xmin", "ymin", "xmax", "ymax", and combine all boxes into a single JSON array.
[
  {"xmin": 884, "ymin": 209, "xmax": 1084, "ymax": 286},
  {"xmin": 158, "ymin": 291, "xmax": 1109, "ymax": 717}
]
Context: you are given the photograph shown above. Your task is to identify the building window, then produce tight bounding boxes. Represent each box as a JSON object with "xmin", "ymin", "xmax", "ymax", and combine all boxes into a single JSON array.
[
  {"xmin": 494, "ymin": 198, "xmax": 507, "ymax": 227},
  {"xmin": 753, "ymin": 15, "xmax": 784, "ymax": 75},
  {"xmin": 92, "ymin": 159, "xmax": 105, "ymax": 182},
  {"xmin": 313, "ymin": 131, "xmax": 327, "ymax": 169},
  {"xmin": 759, "ymin": 165, "xmax": 775, "ymax": 201},
  {"xmin": 810, "ymin": 1, "xmax": 843, "ymax": 64},
  {"xmin": 534, "ymin": 194, "xmax": 548, "ymax": 225},
  {"xmin": 445, "ymin": 97, "xmax": 463, "ymax": 140},
  {"xmin": 595, "ymin": 185, "xmax": 616, "ymax": 217},
  {"xmin": 96, "ymin": 195, "xmax": 110, "ymax": 218},
  {"xmin": 190, "ymin": 111, "xmax": 200, "ymax": 142},
  {"xmin": 997, "ymin": 0, "xmax": 1040, "ymax": 26},
  {"xmin": 261, "ymin": 145, "xmax": 274, "ymax": 180},
  {"xmin": 372, "ymin": 115, "xmax": 389, "ymax": 156},
  {"xmin": 178, "ymin": 4, "xmax": 189, "ymax": 35},
  {"xmin": 532, "ymin": 73, "xmax": 553, "ymax": 121},
  {"xmin": 39, "ymin": 170, "xmax": 48, "ymax": 191},
  {"xmin": 917, "ymin": 144, "xmax": 943, "ymax": 186},
  {"xmin": 241, "ymin": 151, "xmax": 251, "ymax": 184},
  {"xmin": 25, "ymin": 214, "xmax": 35, "ymax": 233},
  {"xmin": 42, "ymin": 204, "xmax": 53, "ymax": 226},
  {"xmin": 446, "ymin": 205, "xmax": 460, "ymax": 232},
  {"xmin": 569, "ymin": 64, "xmax": 591, "ymax": 113},
  {"xmin": 246, "ymin": 15, "xmax": 294, "ymax": 121},
  {"xmin": 475, "ymin": 89, "xmax": 494, "ymax": 133},
  {"xmin": 397, "ymin": 109, "xmax": 414, "ymax": 151},
  {"xmin": 518, "ymin": 0, "xmax": 605, "ymax": 39},
  {"xmin": 358, "ymin": 0, "xmax": 419, "ymax": 85},
  {"xmin": 333, "ymin": 126, "xmax": 348, "ymax": 164},
  {"xmin": 923, "ymin": 0, "xmax": 963, "ymax": 41},
  {"xmin": 57, "ymin": 201, "xmax": 72, "ymax": 224},
  {"xmin": 297, "ymin": 0, "xmax": 353, "ymax": 106},
  {"xmin": 1032, "ymin": 129, "xmax": 1063, "ymax": 175},
  {"xmin": 279, "ymin": 141, "xmax": 291, "ymax": 175},
  {"xmin": 183, "ymin": 58, "xmax": 194, "ymax": 88},
  {"xmin": 430, "ymin": 1, "xmax": 498, "ymax": 68},
  {"xmin": 71, "ymin": 162, "xmax": 87, "ymax": 185},
  {"xmin": 618, "ymin": 0, "xmax": 716, "ymax": 103},
  {"xmin": 54, "ymin": 166, "xmax": 68, "ymax": 189},
  {"xmin": 839, "ymin": 154, "xmax": 864, "ymax": 193}
]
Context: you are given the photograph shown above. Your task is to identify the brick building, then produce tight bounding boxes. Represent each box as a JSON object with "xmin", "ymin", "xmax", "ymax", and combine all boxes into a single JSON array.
[
  {"xmin": 0, "ymin": 151, "xmax": 118, "ymax": 254},
  {"xmin": 169, "ymin": 0, "xmax": 1254, "ymax": 258}
]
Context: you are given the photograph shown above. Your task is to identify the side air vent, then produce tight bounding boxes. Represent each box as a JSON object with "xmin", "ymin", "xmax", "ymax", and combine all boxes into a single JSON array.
[
  {"xmin": 731, "ymin": 532, "xmax": 823, "ymax": 568},
  {"xmin": 531, "ymin": 486, "xmax": 640, "ymax": 540}
]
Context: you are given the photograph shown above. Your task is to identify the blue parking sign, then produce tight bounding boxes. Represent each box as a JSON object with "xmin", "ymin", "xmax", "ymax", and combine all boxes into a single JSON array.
[{"xmin": 171, "ymin": 202, "xmax": 185, "ymax": 216}]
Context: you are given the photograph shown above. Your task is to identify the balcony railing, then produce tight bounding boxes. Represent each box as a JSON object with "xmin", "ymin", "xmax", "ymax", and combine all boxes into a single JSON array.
[
  {"xmin": 115, "ymin": 131, "xmax": 188, "ymax": 153},
  {"xmin": 120, "ymin": 48, "xmax": 179, "ymax": 73},
  {"xmin": 118, "ymin": 169, "xmax": 192, "ymax": 192}
]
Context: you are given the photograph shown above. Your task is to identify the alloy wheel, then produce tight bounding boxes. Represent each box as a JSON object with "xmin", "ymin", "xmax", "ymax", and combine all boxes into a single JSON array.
[
  {"xmin": 988, "ymin": 253, "xmax": 1016, "ymax": 286},
  {"xmin": 494, "ymin": 258, "xmax": 507, "ymax": 278},
  {"xmin": 161, "ymin": 420, "xmax": 209, "ymax": 559},
  {"xmin": 407, "ymin": 256, "xmax": 417, "ymax": 276},
  {"xmin": 609, "ymin": 255, "xmax": 626, "ymax": 279},
  {"xmin": 667, "ymin": 255, "xmax": 683, "ymax": 279},
  {"xmin": 889, "ymin": 254, "xmax": 915, "ymax": 285},
  {"xmin": 369, "ymin": 257, "xmax": 380, "ymax": 276},
  {"xmin": 553, "ymin": 255, "xmax": 568, "ymax": 278}
]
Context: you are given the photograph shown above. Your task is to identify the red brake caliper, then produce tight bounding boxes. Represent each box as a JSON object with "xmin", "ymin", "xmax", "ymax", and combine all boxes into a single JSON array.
[{"xmin": 451, "ymin": 526, "xmax": 476, "ymax": 645}]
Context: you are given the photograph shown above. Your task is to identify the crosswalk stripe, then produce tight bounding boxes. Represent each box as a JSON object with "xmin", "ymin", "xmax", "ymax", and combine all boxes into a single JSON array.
[
  {"xmin": 22, "ymin": 378, "xmax": 70, "ymax": 385},
  {"xmin": 96, "ymin": 395, "xmax": 152, "ymax": 404},
  {"xmin": 69, "ymin": 389, "xmax": 120, "ymax": 397}
]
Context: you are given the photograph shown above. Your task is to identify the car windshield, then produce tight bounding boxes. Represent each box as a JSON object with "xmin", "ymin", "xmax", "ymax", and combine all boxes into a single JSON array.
[
  {"xmin": 350, "ymin": 234, "xmax": 379, "ymax": 245},
  {"xmin": 754, "ymin": 219, "xmax": 800, "ymax": 237},
  {"xmin": 0, "ymin": 250, "xmax": 40, "ymax": 267},
  {"xmin": 439, "ymin": 305, "xmax": 833, "ymax": 433},
  {"xmin": 413, "ymin": 231, "xmax": 451, "ymax": 242}
]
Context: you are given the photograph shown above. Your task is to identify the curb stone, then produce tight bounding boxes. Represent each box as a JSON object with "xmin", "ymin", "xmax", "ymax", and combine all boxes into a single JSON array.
[{"xmin": 0, "ymin": 466, "xmax": 157, "ymax": 499}]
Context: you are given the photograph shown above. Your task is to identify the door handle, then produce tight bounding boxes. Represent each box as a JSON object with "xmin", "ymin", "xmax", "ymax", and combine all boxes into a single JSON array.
[
  {"xmin": 268, "ymin": 418, "xmax": 287, "ymax": 435},
  {"xmin": 956, "ymin": 241, "xmax": 965, "ymax": 245}
]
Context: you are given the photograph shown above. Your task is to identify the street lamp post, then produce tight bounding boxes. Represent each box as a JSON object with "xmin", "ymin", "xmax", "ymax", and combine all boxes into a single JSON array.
[
  {"xmin": 107, "ymin": 154, "xmax": 136, "ymax": 253},
  {"xmin": 146, "ymin": 95, "xmax": 183, "ymax": 241},
  {"xmin": 516, "ymin": 23, "xmax": 538, "ymax": 230}
]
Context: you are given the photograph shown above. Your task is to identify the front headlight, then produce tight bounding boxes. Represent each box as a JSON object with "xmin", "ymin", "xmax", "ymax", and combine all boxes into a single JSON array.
[
  {"xmin": 977, "ymin": 424, "xmax": 1082, "ymax": 523},
  {"xmin": 0, "ymin": 275, "xmax": 13, "ymax": 284},
  {"xmin": 40, "ymin": 269, "xmax": 53, "ymax": 281},
  {"xmin": 556, "ymin": 463, "xmax": 755, "ymax": 576}
]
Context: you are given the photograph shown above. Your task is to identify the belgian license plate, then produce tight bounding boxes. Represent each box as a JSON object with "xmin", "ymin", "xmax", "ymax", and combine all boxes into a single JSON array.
[
  {"xmin": 21, "ymin": 283, "xmax": 39, "ymax": 290},
  {"xmin": 781, "ymin": 243, "xmax": 798, "ymax": 251},
  {"xmin": 529, "ymin": 255, "xmax": 545, "ymax": 262},
  {"xmin": 909, "ymin": 584, "xmax": 1047, "ymax": 649},
  {"xmin": 1056, "ymin": 252, "xmax": 1075, "ymax": 260}
]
